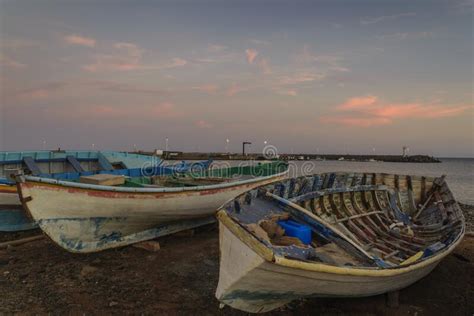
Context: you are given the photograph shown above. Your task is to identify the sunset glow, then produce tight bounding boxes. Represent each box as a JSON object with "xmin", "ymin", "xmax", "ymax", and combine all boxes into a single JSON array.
[{"xmin": 1, "ymin": 1, "xmax": 472, "ymax": 156}]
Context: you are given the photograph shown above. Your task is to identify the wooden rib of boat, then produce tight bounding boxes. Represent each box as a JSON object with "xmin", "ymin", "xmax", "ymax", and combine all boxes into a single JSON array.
[
  {"xmin": 215, "ymin": 172, "xmax": 465, "ymax": 313},
  {"xmin": 16, "ymin": 161, "xmax": 289, "ymax": 252},
  {"xmin": 0, "ymin": 150, "xmax": 197, "ymax": 232}
]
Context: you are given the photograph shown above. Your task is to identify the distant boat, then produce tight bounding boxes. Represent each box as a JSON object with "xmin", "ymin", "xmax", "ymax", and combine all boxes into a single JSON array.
[
  {"xmin": 215, "ymin": 172, "xmax": 465, "ymax": 313},
  {"xmin": 16, "ymin": 161, "xmax": 288, "ymax": 252},
  {"xmin": 338, "ymin": 157, "xmax": 344, "ymax": 161},
  {"xmin": 0, "ymin": 150, "xmax": 207, "ymax": 231}
]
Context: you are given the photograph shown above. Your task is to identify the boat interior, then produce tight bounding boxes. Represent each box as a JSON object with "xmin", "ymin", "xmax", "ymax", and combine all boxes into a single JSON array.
[
  {"xmin": 0, "ymin": 151, "xmax": 162, "ymax": 184},
  {"xmin": 120, "ymin": 162, "xmax": 288, "ymax": 188},
  {"xmin": 224, "ymin": 172, "xmax": 465, "ymax": 268}
]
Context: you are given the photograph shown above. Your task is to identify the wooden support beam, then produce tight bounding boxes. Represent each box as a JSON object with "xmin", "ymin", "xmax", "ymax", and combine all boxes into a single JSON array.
[
  {"xmin": 22, "ymin": 157, "xmax": 41, "ymax": 175},
  {"xmin": 66, "ymin": 155, "xmax": 85, "ymax": 172},
  {"xmin": 383, "ymin": 250, "xmax": 400, "ymax": 260},
  {"xmin": 97, "ymin": 153, "xmax": 114, "ymax": 171},
  {"xmin": 133, "ymin": 240, "xmax": 161, "ymax": 252},
  {"xmin": 0, "ymin": 235, "xmax": 44, "ymax": 249},
  {"xmin": 332, "ymin": 211, "xmax": 384, "ymax": 223}
]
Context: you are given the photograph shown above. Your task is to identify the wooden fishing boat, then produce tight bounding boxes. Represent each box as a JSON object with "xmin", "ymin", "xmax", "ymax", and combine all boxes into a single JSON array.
[
  {"xmin": 215, "ymin": 172, "xmax": 465, "ymax": 313},
  {"xmin": 0, "ymin": 150, "xmax": 191, "ymax": 231},
  {"xmin": 16, "ymin": 161, "xmax": 288, "ymax": 252}
]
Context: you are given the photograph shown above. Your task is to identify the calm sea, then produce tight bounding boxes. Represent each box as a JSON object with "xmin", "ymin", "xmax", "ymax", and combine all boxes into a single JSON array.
[{"xmin": 210, "ymin": 158, "xmax": 473, "ymax": 205}]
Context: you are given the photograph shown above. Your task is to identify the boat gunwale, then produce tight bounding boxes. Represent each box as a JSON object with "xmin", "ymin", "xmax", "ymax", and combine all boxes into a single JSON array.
[
  {"xmin": 20, "ymin": 170, "xmax": 289, "ymax": 194},
  {"xmin": 218, "ymin": 210, "xmax": 465, "ymax": 277},
  {"xmin": 216, "ymin": 173, "xmax": 466, "ymax": 277}
]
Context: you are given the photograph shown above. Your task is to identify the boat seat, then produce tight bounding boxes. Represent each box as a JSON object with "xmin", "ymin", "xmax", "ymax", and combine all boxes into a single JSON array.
[
  {"xmin": 22, "ymin": 157, "xmax": 41, "ymax": 176},
  {"xmin": 312, "ymin": 242, "xmax": 362, "ymax": 266},
  {"xmin": 97, "ymin": 153, "xmax": 114, "ymax": 171},
  {"xmin": 66, "ymin": 155, "xmax": 85, "ymax": 173}
]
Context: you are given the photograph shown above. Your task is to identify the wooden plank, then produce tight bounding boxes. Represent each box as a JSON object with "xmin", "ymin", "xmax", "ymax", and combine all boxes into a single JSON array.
[
  {"xmin": 79, "ymin": 174, "xmax": 125, "ymax": 186},
  {"xmin": 0, "ymin": 235, "xmax": 44, "ymax": 249},
  {"xmin": 22, "ymin": 157, "xmax": 41, "ymax": 175},
  {"xmin": 97, "ymin": 152, "xmax": 114, "ymax": 171},
  {"xmin": 66, "ymin": 155, "xmax": 85, "ymax": 172},
  {"xmin": 133, "ymin": 240, "xmax": 161, "ymax": 252},
  {"xmin": 332, "ymin": 211, "xmax": 384, "ymax": 223}
]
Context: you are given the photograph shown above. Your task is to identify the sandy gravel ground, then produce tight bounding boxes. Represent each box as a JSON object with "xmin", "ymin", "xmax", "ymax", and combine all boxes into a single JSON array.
[{"xmin": 0, "ymin": 205, "xmax": 472, "ymax": 315}]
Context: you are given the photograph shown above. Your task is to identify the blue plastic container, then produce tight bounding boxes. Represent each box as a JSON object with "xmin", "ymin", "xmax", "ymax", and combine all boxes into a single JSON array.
[{"xmin": 278, "ymin": 220, "xmax": 312, "ymax": 245}]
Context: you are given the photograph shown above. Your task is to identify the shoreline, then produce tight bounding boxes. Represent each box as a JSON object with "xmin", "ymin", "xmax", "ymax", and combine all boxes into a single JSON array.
[
  {"xmin": 460, "ymin": 203, "xmax": 474, "ymax": 233},
  {"xmin": 137, "ymin": 151, "xmax": 441, "ymax": 163}
]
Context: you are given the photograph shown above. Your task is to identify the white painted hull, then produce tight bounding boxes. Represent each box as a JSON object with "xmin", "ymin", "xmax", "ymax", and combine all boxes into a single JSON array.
[
  {"xmin": 0, "ymin": 184, "xmax": 38, "ymax": 231},
  {"xmin": 18, "ymin": 172, "xmax": 287, "ymax": 253},
  {"xmin": 216, "ymin": 221, "xmax": 460, "ymax": 313},
  {"xmin": 0, "ymin": 185, "xmax": 20, "ymax": 205}
]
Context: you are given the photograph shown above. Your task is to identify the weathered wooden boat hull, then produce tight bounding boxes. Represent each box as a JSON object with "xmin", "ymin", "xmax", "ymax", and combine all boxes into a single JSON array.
[
  {"xmin": 0, "ymin": 150, "xmax": 186, "ymax": 232},
  {"xmin": 17, "ymin": 170, "xmax": 287, "ymax": 253},
  {"xmin": 215, "ymin": 172, "xmax": 465, "ymax": 313},
  {"xmin": 0, "ymin": 184, "xmax": 35, "ymax": 231},
  {"xmin": 0, "ymin": 184, "xmax": 20, "ymax": 205},
  {"xmin": 216, "ymin": 218, "xmax": 458, "ymax": 313}
]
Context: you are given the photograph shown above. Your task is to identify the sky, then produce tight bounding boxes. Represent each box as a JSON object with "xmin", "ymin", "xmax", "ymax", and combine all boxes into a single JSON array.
[{"xmin": 0, "ymin": 0, "xmax": 473, "ymax": 157}]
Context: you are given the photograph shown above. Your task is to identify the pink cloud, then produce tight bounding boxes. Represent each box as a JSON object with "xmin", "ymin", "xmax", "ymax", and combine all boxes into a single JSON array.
[
  {"xmin": 278, "ymin": 72, "xmax": 324, "ymax": 85},
  {"xmin": 245, "ymin": 49, "xmax": 258, "ymax": 64},
  {"xmin": 276, "ymin": 89, "xmax": 297, "ymax": 96},
  {"xmin": 195, "ymin": 120, "xmax": 212, "ymax": 129},
  {"xmin": 192, "ymin": 84, "xmax": 219, "ymax": 94},
  {"xmin": 320, "ymin": 116, "xmax": 391, "ymax": 127},
  {"xmin": 83, "ymin": 42, "xmax": 187, "ymax": 72},
  {"xmin": 258, "ymin": 58, "xmax": 272, "ymax": 74},
  {"xmin": 423, "ymin": 105, "xmax": 472, "ymax": 118},
  {"xmin": 337, "ymin": 95, "xmax": 378, "ymax": 110},
  {"xmin": 323, "ymin": 94, "xmax": 473, "ymax": 127},
  {"xmin": 249, "ymin": 39, "xmax": 270, "ymax": 45},
  {"xmin": 295, "ymin": 45, "xmax": 346, "ymax": 68},
  {"xmin": 151, "ymin": 102, "xmax": 182, "ymax": 118},
  {"xmin": 5, "ymin": 81, "xmax": 169, "ymax": 104},
  {"xmin": 208, "ymin": 44, "xmax": 227, "ymax": 52},
  {"xmin": 360, "ymin": 12, "xmax": 416, "ymax": 25},
  {"xmin": 69, "ymin": 102, "xmax": 182, "ymax": 120},
  {"xmin": 0, "ymin": 54, "xmax": 26, "ymax": 69},
  {"xmin": 226, "ymin": 83, "xmax": 247, "ymax": 96},
  {"xmin": 18, "ymin": 89, "xmax": 49, "ymax": 99},
  {"xmin": 7, "ymin": 82, "xmax": 68, "ymax": 101},
  {"xmin": 164, "ymin": 57, "xmax": 187, "ymax": 68},
  {"xmin": 64, "ymin": 34, "xmax": 96, "ymax": 47}
]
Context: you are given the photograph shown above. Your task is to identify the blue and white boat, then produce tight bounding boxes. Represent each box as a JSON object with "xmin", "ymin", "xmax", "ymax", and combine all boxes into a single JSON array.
[{"xmin": 0, "ymin": 150, "xmax": 211, "ymax": 231}]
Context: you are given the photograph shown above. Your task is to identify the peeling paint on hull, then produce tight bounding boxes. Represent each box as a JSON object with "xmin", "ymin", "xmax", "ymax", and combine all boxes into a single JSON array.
[
  {"xmin": 18, "ymin": 172, "xmax": 287, "ymax": 253},
  {"xmin": 216, "ymin": 221, "xmax": 443, "ymax": 313},
  {"xmin": 215, "ymin": 172, "xmax": 465, "ymax": 313},
  {"xmin": 0, "ymin": 184, "xmax": 37, "ymax": 231}
]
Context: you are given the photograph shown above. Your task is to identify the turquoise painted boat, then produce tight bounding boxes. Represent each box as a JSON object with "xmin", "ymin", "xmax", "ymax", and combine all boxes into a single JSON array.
[
  {"xmin": 16, "ymin": 161, "xmax": 289, "ymax": 252},
  {"xmin": 1, "ymin": 151, "xmax": 210, "ymax": 231}
]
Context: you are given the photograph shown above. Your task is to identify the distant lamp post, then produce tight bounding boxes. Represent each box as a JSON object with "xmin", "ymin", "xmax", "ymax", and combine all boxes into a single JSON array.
[
  {"xmin": 225, "ymin": 139, "xmax": 230, "ymax": 153},
  {"xmin": 403, "ymin": 146, "xmax": 409, "ymax": 158},
  {"xmin": 242, "ymin": 141, "xmax": 252, "ymax": 156},
  {"xmin": 92, "ymin": 143, "xmax": 95, "ymax": 150},
  {"xmin": 165, "ymin": 137, "xmax": 169, "ymax": 152},
  {"xmin": 372, "ymin": 147, "xmax": 376, "ymax": 155},
  {"xmin": 42, "ymin": 139, "xmax": 46, "ymax": 150},
  {"xmin": 133, "ymin": 144, "xmax": 137, "ymax": 152}
]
